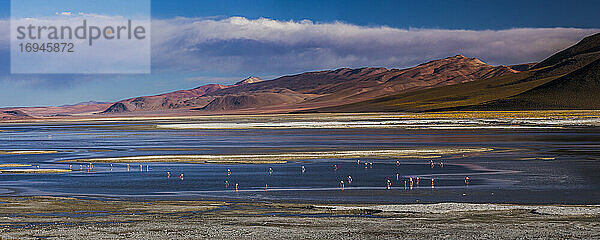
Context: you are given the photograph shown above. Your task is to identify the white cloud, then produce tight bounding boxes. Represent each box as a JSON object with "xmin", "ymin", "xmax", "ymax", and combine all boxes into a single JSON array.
[
  {"xmin": 151, "ymin": 17, "xmax": 599, "ymax": 75},
  {"xmin": 1, "ymin": 16, "xmax": 599, "ymax": 77}
]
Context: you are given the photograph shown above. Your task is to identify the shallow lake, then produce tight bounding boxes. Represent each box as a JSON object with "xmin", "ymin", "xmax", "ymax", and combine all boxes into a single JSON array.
[{"xmin": 1, "ymin": 116, "xmax": 599, "ymax": 203}]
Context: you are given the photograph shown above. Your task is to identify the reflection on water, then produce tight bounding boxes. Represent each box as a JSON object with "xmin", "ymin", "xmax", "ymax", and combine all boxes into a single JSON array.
[{"xmin": 0, "ymin": 117, "xmax": 599, "ymax": 203}]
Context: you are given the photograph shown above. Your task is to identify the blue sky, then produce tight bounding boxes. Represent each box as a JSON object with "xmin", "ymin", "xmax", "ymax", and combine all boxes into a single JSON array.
[{"xmin": 1, "ymin": 0, "xmax": 600, "ymax": 107}]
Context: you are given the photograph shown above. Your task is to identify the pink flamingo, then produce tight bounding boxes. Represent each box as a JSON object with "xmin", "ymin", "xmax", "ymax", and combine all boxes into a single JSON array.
[
  {"xmin": 340, "ymin": 180, "xmax": 345, "ymax": 190},
  {"xmin": 386, "ymin": 180, "xmax": 391, "ymax": 189}
]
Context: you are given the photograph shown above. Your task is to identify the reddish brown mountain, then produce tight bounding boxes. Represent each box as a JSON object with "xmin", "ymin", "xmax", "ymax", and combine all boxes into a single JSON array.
[
  {"xmin": 1, "ymin": 102, "xmax": 112, "ymax": 117},
  {"xmin": 0, "ymin": 110, "xmax": 34, "ymax": 120},
  {"xmin": 102, "ymin": 55, "xmax": 517, "ymax": 114},
  {"xmin": 102, "ymin": 84, "xmax": 228, "ymax": 113}
]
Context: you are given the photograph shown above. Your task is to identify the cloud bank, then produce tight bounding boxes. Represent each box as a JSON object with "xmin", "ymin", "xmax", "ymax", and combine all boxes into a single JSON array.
[
  {"xmin": 1, "ymin": 16, "xmax": 599, "ymax": 79},
  {"xmin": 152, "ymin": 17, "xmax": 599, "ymax": 75}
]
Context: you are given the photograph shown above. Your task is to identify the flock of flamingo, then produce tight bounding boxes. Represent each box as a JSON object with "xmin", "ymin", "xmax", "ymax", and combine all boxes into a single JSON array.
[{"xmin": 68, "ymin": 158, "xmax": 471, "ymax": 192}]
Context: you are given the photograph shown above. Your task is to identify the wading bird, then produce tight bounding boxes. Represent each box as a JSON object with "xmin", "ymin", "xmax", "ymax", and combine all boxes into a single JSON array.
[
  {"xmin": 387, "ymin": 180, "xmax": 391, "ymax": 189},
  {"xmin": 348, "ymin": 175, "xmax": 352, "ymax": 184},
  {"xmin": 340, "ymin": 180, "xmax": 345, "ymax": 190},
  {"xmin": 179, "ymin": 173, "xmax": 184, "ymax": 180},
  {"xmin": 465, "ymin": 176, "xmax": 470, "ymax": 185},
  {"xmin": 301, "ymin": 165, "xmax": 306, "ymax": 173}
]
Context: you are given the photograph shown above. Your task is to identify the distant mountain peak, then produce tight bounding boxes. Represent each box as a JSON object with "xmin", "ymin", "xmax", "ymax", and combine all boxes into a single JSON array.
[
  {"xmin": 418, "ymin": 54, "xmax": 488, "ymax": 68},
  {"xmin": 235, "ymin": 76, "xmax": 263, "ymax": 85}
]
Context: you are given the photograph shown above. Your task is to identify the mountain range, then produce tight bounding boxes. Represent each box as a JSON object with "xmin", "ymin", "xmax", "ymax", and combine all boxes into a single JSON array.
[{"xmin": 2, "ymin": 32, "xmax": 599, "ymax": 120}]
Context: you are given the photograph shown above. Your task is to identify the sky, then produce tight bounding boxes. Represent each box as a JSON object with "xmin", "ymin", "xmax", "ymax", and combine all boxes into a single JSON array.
[{"xmin": 1, "ymin": 0, "xmax": 600, "ymax": 107}]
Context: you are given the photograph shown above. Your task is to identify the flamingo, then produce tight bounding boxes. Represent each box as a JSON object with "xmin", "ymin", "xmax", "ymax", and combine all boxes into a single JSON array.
[
  {"xmin": 386, "ymin": 180, "xmax": 391, "ymax": 189},
  {"xmin": 166, "ymin": 171, "xmax": 171, "ymax": 178},
  {"xmin": 225, "ymin": 180, "xmax": 229, "ymax": 188},
  {"xmin": 301, "ymin": 165, "xmax": 306, "ymax": 173},
  {"xmin": 396, "ymin": 173, "xmax": 399, "ymax": 181},
  {"xmin": 126, "ymin": 164, "xmax": 130, "ymax": 171},
  {"xmin": 264, "ymin": 184, "xmax": 268, "ymax": 191},
  {"xmin": 416, "ymin": 176, "xmax": 420, "ymax": 185},
  {"xmin": 227, "ymin": 169, "xmax": 231, "ymax": 176},
  {"xmin": 333, "ymin": 165, "xmax": 338, "ymax": 171},
  {"xmin": 396, "ymin": 160, "xmax": 400, "ymax": 166},
  {"xmin": 340, "ymin": 180, "xmax": 345, "ymax": 190},
  {"xmin": 235, "ymin": 183, "xmax": 239, "ymax": 192},
  {"xmin": 139, "ymin": 165, "xmax": 143, "ymax": 172},
  {"xmin": 348, "ymin": 175, "xmax": 353, "ymax": 184},
  {"xmin": 179, "ymin": 173, "xmax": 184, "ymax": 180},
  {"xmin": 269, "ymin": 167, "xmax": 273, "ymax": 175},
  {"xmin": 465, "ymin": 176, "xmax": 470, "ymax": 185},
  {"xmin": 431, "ymin": 178, "xmax": 435, "ymax": 188}
]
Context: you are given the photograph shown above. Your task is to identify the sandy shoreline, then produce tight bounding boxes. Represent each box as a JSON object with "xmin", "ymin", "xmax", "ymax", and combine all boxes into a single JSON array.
[{"xmin": 0, "ymin": 196, "xmax": 598, "ymax": 239}]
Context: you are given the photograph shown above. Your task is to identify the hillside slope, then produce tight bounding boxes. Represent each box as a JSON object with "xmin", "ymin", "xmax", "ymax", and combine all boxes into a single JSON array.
[
  {"xmin": 465, "ymin": 59, "xmax": 600, "ymax": 110},
  {"xmin": 313, "ymin": 32, "xmax": 600, "ymax": 112},
  {"xmin": 101, "ymin": 55, "xmax": 516, "ymax": 113}
]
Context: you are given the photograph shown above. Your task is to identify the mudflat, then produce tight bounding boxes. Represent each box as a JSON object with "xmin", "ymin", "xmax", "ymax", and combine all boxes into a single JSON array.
[{"xmin": 0, "ymin": 196, "xmax": 599, "ymax": 239}]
